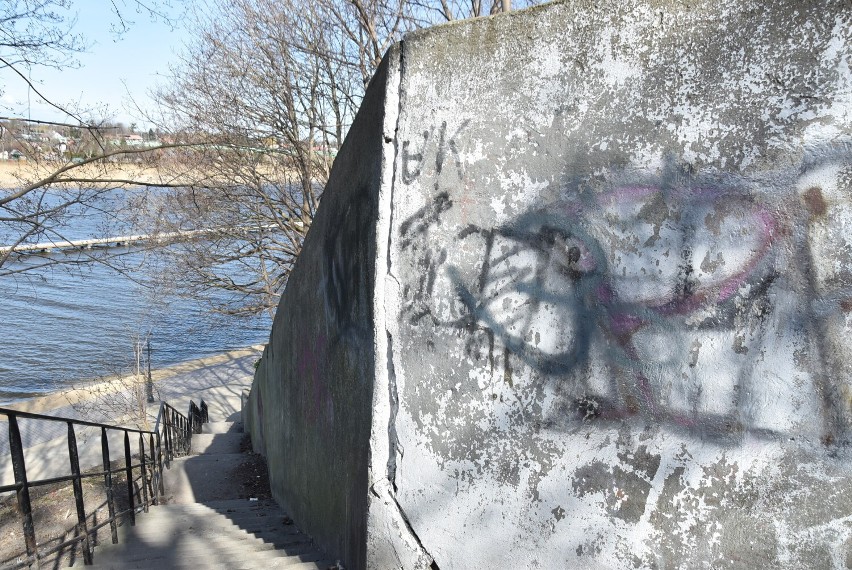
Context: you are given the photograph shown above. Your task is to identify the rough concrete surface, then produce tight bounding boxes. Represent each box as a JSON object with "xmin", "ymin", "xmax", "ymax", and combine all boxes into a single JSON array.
[
  {"xmin": 247, "ymin": 1, "xmax": 852, "ymax": 568},
  {"xmin": 246, "ymin": 54, "xmax": 391, "ymax": 568},
  {"xmin": 161, "ymin": 422, "xmax": 264, "ymax": 505}
]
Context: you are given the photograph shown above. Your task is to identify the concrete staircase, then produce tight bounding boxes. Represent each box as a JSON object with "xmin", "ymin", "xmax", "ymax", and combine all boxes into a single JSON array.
[{"xmin": 74, "ymin": 420, "xmax": 334, "ymax": 569}]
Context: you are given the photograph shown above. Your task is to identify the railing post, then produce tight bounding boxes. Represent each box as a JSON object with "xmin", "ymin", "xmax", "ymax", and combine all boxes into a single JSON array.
[
  {"xmin": 124, "ymin": 431, "xmax": 135, "ymax": 526},
  {"xmin": 189, "ymin": 401, "xmax": 202, "ymax": 434},
  {"xmin": 138, "ymin": 433, "xmax": 149, "ymax": 512},
  {"xmin": 8, "ymin": 414, "xmax": 38, "ymax": 566},
  {"xmin": 179, "ymin": 415, "xmax": 187, "ymax": 454},
  {"xmin": 164, "ymin": 408, "xmax": 174, "ymax": 462},
  {"xmin": 175, "ymin": 409, "xmax": 181, "ymax": 454},
  {"xmin": 185, "ymin": 414, "xmax": 191, "ymax": 452},
  {"xmin": 67, "ymin": 422, "xmax": 92, "ymax": 565},
  {"xmin": 155, "ymin": 433, "xmax": 165, "ymax": 495},
  {"xmin": 146, "ymin": 335, "xmax": 154, "ymax": 404},
  {"xmin": 101, "ymin": 427, "xmax": 118, "ymax": 544},
  {"xmin": 149, "ymin": 433, "xmax": 159, "ymax": 504},
  {"xmin": 173, "ymin": 408, "xmax": 180, "ymax": 456}
]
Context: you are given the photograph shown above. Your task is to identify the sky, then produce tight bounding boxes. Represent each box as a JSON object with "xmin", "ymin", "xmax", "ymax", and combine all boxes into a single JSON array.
[{"xmin": 0, "ymin": 0, "xmax": 197, "ymax": 129}]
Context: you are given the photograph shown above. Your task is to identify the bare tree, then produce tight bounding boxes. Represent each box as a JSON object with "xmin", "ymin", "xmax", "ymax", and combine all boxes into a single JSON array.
[
  {"xmin": 0, "ymin": 0, "xmax": 545, "ymax": 300},
  {"xmin": 1, "ymin": 0, "xmax": 183, "ymax": 115},
  {"xmin": 145, "ymin": 0, "xmax": 411, "ymax": 315},
  {"xmin": 67, "ymin": 334, "xmax": 157, "ymax": 430},
  {"xmin": 137, "ymin": 0, "xmax": 545, "ymax": 316},
  {"xmin": 0, "ymin": 1, "xmax": 83, "ymax": 74},
  {"xmin": 409, "ymin": 0, "xmax": 537, "ymax": 21},
  {"xmin": 0, "ymin": 1, "xmax": 190, "ymax": 278}
]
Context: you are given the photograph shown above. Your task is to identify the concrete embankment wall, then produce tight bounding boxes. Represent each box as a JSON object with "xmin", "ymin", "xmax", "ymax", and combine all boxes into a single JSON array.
[
  {"xmin": 245, "ymin": 56, "xmax": 393, "ymax": 567},
  {"xmin": 247, "ymin": 1, "xmax": 852, "ymax": 568}
]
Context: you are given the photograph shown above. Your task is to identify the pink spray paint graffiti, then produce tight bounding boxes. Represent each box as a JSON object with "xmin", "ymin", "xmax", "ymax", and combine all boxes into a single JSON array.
[{"xmin": 398, "ymin": 167, "xmax": 805, "ymax": 439}]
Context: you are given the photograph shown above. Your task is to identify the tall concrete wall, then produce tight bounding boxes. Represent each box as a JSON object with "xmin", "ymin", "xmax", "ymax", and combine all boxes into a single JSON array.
[
  {"xmin": 248, "ymin": 1, "xmax": 852, "ymax": 568},
  {"xmin": 245, "ymin": 55, "xmax": 393, "ymax": 568}
]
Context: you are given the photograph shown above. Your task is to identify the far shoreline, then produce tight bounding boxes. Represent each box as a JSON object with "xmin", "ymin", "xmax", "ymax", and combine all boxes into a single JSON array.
[
  {"xmin": 0, "ymin": 159, "xmax": 292, "ymax": 190},
  {"xmin": 0, "ymin": 159, "xmax": 173, "ymax": 189}
]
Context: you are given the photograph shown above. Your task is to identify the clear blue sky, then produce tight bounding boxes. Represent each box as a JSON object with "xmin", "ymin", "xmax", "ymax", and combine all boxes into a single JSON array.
[{"xmin": 0, "ymin": 1, "xmax": 196, "ymax": 129}]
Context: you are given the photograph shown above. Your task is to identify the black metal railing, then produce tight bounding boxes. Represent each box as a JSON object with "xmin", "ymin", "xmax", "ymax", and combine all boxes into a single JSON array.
[
  {"xmin": 156, "ymin": 401, "xmax": 191, "ymax": 462},
  {"xmin": 0, "ymin": 398, "xmax": 208, "ymax": 568},
  {"xmin": 187, "ymin": 400, "xmax": 208, "ymax": 436}
]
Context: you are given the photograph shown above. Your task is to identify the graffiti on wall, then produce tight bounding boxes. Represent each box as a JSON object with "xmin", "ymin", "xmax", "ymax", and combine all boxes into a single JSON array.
[
  {"xmin": 397, "ymin": 147, "xmax": 852, "ymax": 445},
  {"xmin": 321, "ymin": 188, "xmax": 374, "ymax": 341}
]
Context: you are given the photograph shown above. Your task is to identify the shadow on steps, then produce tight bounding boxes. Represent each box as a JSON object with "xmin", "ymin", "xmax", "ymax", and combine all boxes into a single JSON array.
[{"xmin": 74, "ymin": 420, "xmax": 336, "ymax": 569}]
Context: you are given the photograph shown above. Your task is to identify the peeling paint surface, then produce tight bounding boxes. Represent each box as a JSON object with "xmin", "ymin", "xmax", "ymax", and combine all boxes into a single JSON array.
[
  {"xmin": 247, "ymin": 1, "xmax": 852, "ymax": 568},
  {"xmin": 382, "ymin": 1, "xmax": 852, "ymax": 568}
]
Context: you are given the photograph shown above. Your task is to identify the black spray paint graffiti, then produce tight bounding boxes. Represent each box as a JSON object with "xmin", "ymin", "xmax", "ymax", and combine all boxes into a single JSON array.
[
  {"xmin": 321, "ymin": 184, "xmax": 375, "ymax": 343},
  {"xmin": 401, "ymin": 120, "xmax": 470, "ymax": 186},
  {"xmin": 397, "ymin": 162, "xmax": 852, "ymax": 442}
]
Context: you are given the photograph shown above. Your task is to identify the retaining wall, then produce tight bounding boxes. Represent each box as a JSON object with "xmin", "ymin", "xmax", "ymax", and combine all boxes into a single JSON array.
[{"xmin": 248, "ymin": 1, "xmax": 852, "ymax": 567}]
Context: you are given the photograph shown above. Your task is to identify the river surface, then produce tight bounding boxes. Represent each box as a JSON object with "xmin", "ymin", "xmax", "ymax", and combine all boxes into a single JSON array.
[{"xmin": 0, "ymin": 191, "xmax": 273, "ymax": 404}]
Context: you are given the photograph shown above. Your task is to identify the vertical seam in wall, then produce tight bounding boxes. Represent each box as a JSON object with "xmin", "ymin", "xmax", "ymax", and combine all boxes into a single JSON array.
[
  {"xmin": 385, "ymin": 40, "xmax": 405, "ymax": 488},
  {"xmin": 367, "ymin": 38, "xmax": 438, "ymax": 567},
  {"xmin": 386, "ymin": 39, "xmax": 405, "ymax": 281},
  {"xmin": 371, "ymin": 39, "xmax": 405, "ymax": 492}
]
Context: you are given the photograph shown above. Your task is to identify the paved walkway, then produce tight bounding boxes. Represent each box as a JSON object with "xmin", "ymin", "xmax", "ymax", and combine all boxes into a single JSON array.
[{"xmin": 0, "ymin": 345, "xmax": 263, "ymax": 485}]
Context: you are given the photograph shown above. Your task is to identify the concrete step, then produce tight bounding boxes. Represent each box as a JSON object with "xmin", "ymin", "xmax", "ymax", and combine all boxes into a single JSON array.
[
  {"xmin": 144, "ymin": 504, "xmax": 303, "ymax": 535},
  {"xmin": 165, "ymin": 497, "xmax": 282, "ymax": 512},
  {"xmin": 82, "ymin": 555, "xmax": 338, "ymax": 570},
  {"xmin": 93, "ymin": 539, "xmax": 316, "ymax": 556},
  {"xmin": 190, "ymin": 432, "xmax": 246, "ymax": 454},
  {"xmin": 83, "ymin": 553, "xmax": 331, "ymax": 570},
  {"xmin": 122, "ymin": 520, "xmax": 308, "ymax": 548},
  {"xmin": 92, "ymin": 541, "xmax": 308, "ymax": 561},
  {"xmin": 71, "ymin": 421, "xmax": 332, "ymax": 570},
  {"xmin": 92, "ymin": 548, "xmax": 284, "ymax": 564},
  {"xmin": 202, "ymin": 421, "xmax": 243, "ymax": 434},
  {"xmin": 77, "ymin": 502, "xmax": 331, "ymax": 569},
  {"xmin": 130, "ymin": 500, "xmax": 287, "ymax": 521},
  {"xmin": 154, "ymin": 499, "xmax": 288, "ymax": 519},
  {"xmin": 161, "ymin": 454, "xmax": 264, "ymax": 504}
]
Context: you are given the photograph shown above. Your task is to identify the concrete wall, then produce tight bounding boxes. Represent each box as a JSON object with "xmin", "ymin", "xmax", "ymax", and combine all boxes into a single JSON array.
[
  {"xmin": 249, "ymin": 1, "xmax": 852, "ymax": 568},
  {"xmin": 245, "ymin": 55, "xmax": 394, "ymax": 568}
]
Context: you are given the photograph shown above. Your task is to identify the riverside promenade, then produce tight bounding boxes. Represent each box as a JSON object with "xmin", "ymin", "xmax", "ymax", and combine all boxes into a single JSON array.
[{"xmin": 0, "ymin": 345, "xmax": 263, "ymax": 485}]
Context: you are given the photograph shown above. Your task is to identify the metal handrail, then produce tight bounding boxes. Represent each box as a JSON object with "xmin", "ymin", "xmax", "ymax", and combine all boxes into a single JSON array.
[
  {"xmin": 187, "ymin": 400, "xmax": 207, "ymax": 435},
  {"xmin": 0, "ymin": 399, "xmax": 208, "ymax": 568},
  {"xmin": 154, "ymin": 401, "xmax": 193, "ymax": 464}
]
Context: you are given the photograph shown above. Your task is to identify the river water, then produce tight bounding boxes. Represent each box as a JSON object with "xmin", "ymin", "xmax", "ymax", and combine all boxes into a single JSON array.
[{"xmin": 0, "ymin": 191, "xmax": 273, "ymax": 404}]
